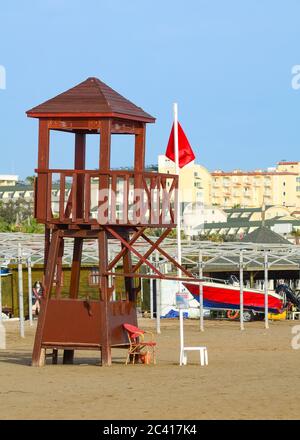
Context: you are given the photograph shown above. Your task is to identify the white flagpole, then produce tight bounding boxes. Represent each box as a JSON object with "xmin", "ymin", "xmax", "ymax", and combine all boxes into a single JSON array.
[{"xmin": 173, "ymin": 103, "xmax": 182, "ymax": 278}]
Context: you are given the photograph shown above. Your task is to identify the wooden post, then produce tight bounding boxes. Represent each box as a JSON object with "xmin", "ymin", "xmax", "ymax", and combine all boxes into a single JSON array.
[
  {"xmin": 44, "ymin": 227, "xmax": 51, "ymax": 276},
  {"xmin": 36, "ymin": 120, "xmax": 50, "ymax": 220},
  {"xmin": 122, "ymin": 232, "xmax": 135, "ymax": 302},
  {"xmin": 99, "ymin": 120, "xmax": 111, "ymax": 223},
  {"xmin": 134, "ymin": 126, "xmax": 146, "ymax": 223},
  {"xmin": 75, "ymin": 133, "xmax": 86, "ymax": 219},
  {"xmin": 69, "ymin": 238, "xmax": 83, "ymax": 299},
  {"xmin": 55, "ymin": 239, "xmax": 64, "ymax": 298},
  {"xmin": 98, "ymin": 230, "xmax": 111, "ymax": 366},
  {"xmin": 99, "ymin": 120, "xmax": 112, "ymax": 366},
  {"xmin": 32, "ymin": 230, "xmax": 62, "ymax": 366},
  {"xmin": 134, "ymin": 126, "xmax": 146, "ymax": 172}
]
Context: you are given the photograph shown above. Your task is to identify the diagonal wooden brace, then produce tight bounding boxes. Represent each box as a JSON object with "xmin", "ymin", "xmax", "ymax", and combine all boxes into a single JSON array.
[
  {"xmin": 104, "ymin": 226, "xmax": 165, "ymax": 278},
  {"xmin": 107, "ymin": 227, "xmax": 147, "ymax": 271},
  {"xmin": 141, "ymin": 233, "xmax": 194, "ymax": 278},
  {"xmin": 132, "ymin": 228, "xmax": 172, "ymax": 273}
]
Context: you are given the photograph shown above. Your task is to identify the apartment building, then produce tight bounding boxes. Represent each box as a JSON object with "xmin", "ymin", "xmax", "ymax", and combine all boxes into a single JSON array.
[
  {"xmin": 211, "ymin": 161, "xmax": 300, "ymax": 208},
  {"xmin": 158, "ymin": 155, "xmax": 212, "ymax": 207},
  {"xmin": 0, "ymin": 175, "xmax": 19, "ymax": 186}
]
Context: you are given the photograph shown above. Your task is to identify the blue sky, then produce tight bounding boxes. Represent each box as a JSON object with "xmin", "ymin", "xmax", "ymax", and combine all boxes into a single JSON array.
[{"xmin": 0, "ymin": 0, "xmax": 300, "ymax": 178}]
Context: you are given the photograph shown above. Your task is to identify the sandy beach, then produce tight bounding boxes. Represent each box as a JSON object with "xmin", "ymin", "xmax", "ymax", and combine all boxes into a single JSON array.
[{"xmin": 0, "ymin": 318, "xmax": 300, "ymax": 420}]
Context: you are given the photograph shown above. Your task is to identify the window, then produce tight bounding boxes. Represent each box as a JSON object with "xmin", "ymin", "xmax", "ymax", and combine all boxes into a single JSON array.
[
  {"xmin": 297, "ymin": 186, "xmax": 300, "ymax": 192},
  {"xmin": 283, "ymin": 182, "xmax": 286, "ymax": 186},
  {"xmin": 89, "ymin": 268, "xmax": 100, "ymax": 286},
  {"xmin": 283, "ymin": 192, "xmax": 286, "ymax": 196}
]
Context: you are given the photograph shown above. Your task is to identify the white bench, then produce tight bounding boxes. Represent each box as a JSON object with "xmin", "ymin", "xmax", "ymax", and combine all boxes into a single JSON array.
[
  {"xmin": 179, "ymin": 309, "xmax": 208, "ymax": 367},
  {"xmin": 287, "ymin": 311, "xmax": 300, "ymax": 320},
  {"xmin": 180, "ymin": 346, "xmax": 208, "ymax": 366}
]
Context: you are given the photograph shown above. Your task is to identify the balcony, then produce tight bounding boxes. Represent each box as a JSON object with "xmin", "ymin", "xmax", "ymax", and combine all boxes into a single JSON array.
[{"xmin": 35, "ymin": 169, "xmax": 178, "ymax": 228}]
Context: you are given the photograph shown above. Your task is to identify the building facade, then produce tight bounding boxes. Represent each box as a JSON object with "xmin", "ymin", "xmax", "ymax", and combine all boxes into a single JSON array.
[
  {"xmin": 158, "ymin": 157, "xmax": 300, "ymax": 210},
  {"xmin": 0, "ymin": 175, "xmax": 19, "ymax": 186},
  {"xmin": 158, "ymin": 155, "xmax": 212, "ymax": 207},
  {"xmin": 211, "ymin": 161, "xmax": 300, "ymax": 208}
]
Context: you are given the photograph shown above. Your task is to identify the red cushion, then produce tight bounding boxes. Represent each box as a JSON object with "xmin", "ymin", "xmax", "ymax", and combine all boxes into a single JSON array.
[{"xmin": 123, "ymin": 323, "xmax": 145, "ymax": 338}]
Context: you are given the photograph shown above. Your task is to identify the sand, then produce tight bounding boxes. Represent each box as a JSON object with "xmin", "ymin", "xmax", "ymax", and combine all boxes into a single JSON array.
[{"xmin": 0, "ymin": 318, "xmax": 300, "ymax": 420}]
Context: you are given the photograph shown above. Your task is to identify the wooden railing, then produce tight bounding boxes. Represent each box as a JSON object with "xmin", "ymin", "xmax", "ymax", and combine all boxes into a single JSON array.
[{"xmin": 35, "ymin": 169, "xmax": 178, "ymax": 227}]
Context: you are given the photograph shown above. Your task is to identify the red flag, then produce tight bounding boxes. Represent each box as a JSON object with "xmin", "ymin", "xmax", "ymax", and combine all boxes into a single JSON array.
[{"xmin": 165, "ymin": 122, "xmax": 195, "ymax": 168}]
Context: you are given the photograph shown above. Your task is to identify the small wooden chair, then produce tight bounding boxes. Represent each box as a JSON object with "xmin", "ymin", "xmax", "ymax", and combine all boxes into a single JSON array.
[{"xmin": 123, "ymin": 323, "xmax": 156, "ymax": 365}]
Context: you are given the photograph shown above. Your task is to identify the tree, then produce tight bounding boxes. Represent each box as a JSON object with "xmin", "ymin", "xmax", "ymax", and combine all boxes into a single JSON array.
[
  {"xmin": 0, "ymin": 199, "xmax": 38, "ymax": 232},
  {"xmin": 197, "ymin": 232, "xmax": 225, "ymax": 242},
  {"xmin": 25, "ymin": 175, "xmax": 35, "ymax": 185},
  {"xmin": 291, "ymin": 228, "xmax": 300, "ymax": 245}
]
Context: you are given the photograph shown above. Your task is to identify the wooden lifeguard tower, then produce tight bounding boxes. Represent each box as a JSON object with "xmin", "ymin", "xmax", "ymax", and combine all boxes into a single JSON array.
[{"xmin": 27, "ymin": 77, "xmax": 187, "ymax": 366}]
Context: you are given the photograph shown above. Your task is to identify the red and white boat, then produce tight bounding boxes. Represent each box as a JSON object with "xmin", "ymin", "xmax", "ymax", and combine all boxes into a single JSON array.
[{"xmin": 183, "ymin": 277, "xmax": 283, "ymax": 314}]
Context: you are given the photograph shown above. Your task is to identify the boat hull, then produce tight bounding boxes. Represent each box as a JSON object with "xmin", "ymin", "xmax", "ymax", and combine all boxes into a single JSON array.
[{"xmin": 184, "ymin": 282, "xmax": 283, "ymax": 314}]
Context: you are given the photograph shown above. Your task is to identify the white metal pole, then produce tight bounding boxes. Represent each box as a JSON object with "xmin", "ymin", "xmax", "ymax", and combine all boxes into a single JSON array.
[
  {"xmin": 199, "ymin": 250, "xmax": 204, "ymax": 331},
  {"xmin": 150, "ymin": 254, "xmax": 154, "ymax": 319},
  {"xmin": 179, "ymin": 308, "xmax": 184, "ymax": 365},
  {"xmin": 0, "ymin": 263, "xmax": 2, "ymax": 322},
  {"xmin": 239, "ymin": 250, "xmax": 244, "ymax": 331},
  {"xmin": 112, "ymin": 264, "xmax": 116, "ymax": 301},
  {"xmin": 141, "ymin": 277, "xmax": 144, "ymax": 303},
  {"xmin": 156, "ymin": 252, "xmax": 161, "ymax": 334},
  {"xmin": 18, "ymin": 244, "xmax": 25, "ymax": 338},
  {"xmin": 264, "ymin": 252, "xmax": 269, "ymax": 329},
  {"xmin": 27, "ymin": 257, "xmax": 33, "ymax": 326},
  {"xmin": 173, "ymin": 103, "xmax": 182, "ymax": 275}
]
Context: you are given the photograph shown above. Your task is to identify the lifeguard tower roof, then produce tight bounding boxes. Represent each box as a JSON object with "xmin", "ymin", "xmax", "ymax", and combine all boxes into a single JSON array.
[{"xmin": 26, "ymin": 77, "xmax": 155, "ymax": 123}]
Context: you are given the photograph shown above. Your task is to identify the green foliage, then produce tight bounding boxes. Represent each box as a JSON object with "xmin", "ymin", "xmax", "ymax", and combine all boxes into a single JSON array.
[
  {"xmin": 0, "ymin": 199, "xmax": 44, "ymax": 233},
  {"xmin": 0, "ymin": 199, "xmax": 32, "ymax": 224},
  {"xmin": 291, "ymin": 228, "xmax": 300, "ymax": 244},
  {"xmin": 197, "ymin": 232, "xmax": 225, "ymax": 242},
  {"xmin": 144, "ymin": 228, "xmax": 187, "ymax": 240},
  {"xmin": 25, "ymin": 176, "xmax": 35, "ymax": 185}
]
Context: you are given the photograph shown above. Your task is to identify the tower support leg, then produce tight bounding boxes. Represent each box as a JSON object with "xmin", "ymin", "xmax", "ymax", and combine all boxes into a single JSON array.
[
  {"xmin": 123, "ymin": 232, "xmax": 135, "ymax": 302},
  {"xmin": 98, "ymin": 230, "xmax": 111, "ymax": 366},
  {"xmin": 32, "ymin": 230, "xmax": 62, "ymax": 367},
  {"xmin": 63, "ymin": 350, "xmax": 74, "ymax": 365}
]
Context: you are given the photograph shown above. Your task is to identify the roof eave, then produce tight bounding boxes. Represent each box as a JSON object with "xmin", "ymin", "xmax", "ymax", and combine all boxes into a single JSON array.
[{"xmin": 26, "ymin": 111, "xmax": 155, "ymax": 123}]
